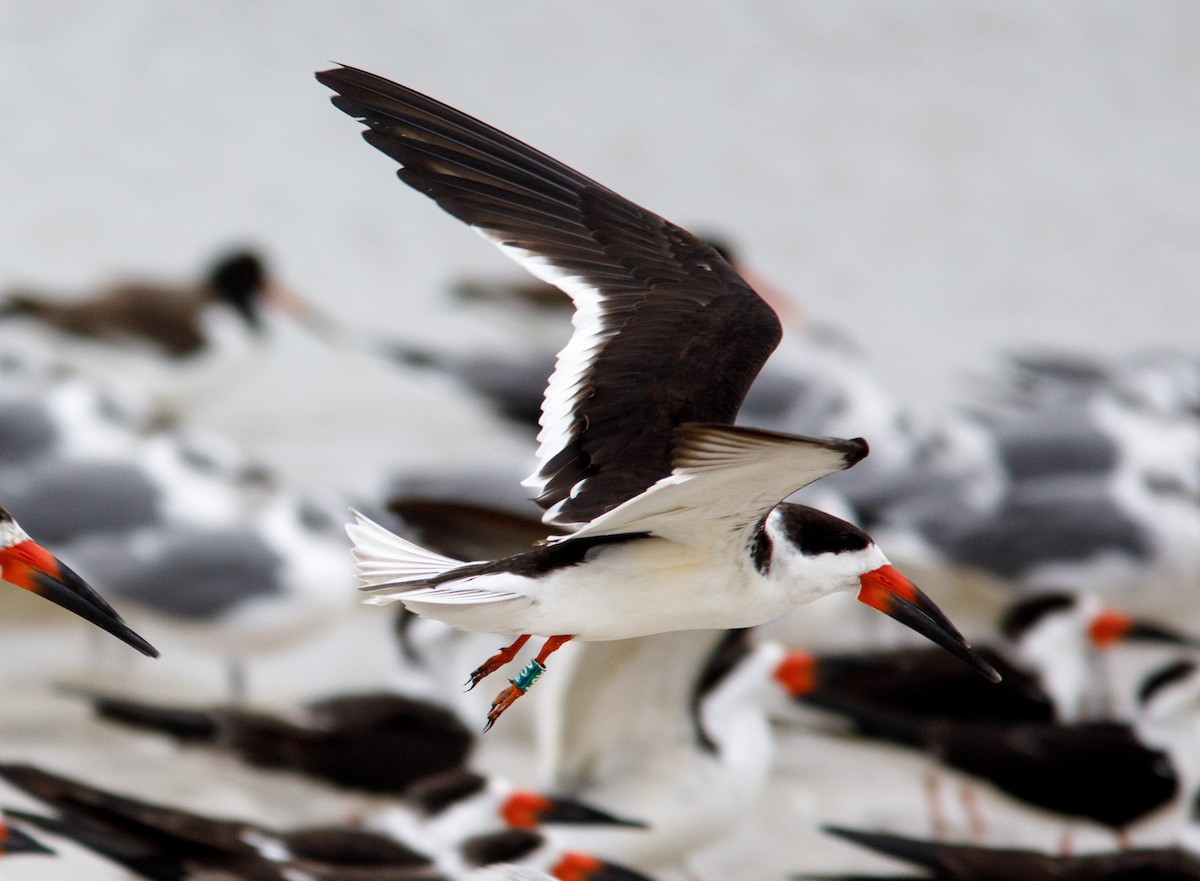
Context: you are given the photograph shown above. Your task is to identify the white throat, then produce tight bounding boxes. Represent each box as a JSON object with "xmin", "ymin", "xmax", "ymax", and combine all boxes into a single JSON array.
[{"xmin": 0, "ymin": 515, "xmax": 30, "ymax": 551}]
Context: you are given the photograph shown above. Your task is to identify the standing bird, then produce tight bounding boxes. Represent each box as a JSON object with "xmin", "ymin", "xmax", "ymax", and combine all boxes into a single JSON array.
[
  {"xmin": 0, "ymin": 763, "xmax": 651, "ymax": 881},
  {"xmin": 538, "ymin": 630, "xmax": 798, "ymax": 874},
  {"xmin": 85, "ymin": 690, "xmax": 474, "ymax": 795},
  {"xmin": 0, "ymin": 249, "xmax": 314, "ymax": 416},
  {"xmin": 782, "ymin": 591, "xmax": 1198, "ymax": 728},
  {"xmin": 317, "ymin": 65, "xmax": 997, "ymax": 730},
  {"xmin": 803, "ymin": 659, "xmax": 1200, "ymax": 846},
  {"xmin": 0, "ymin": 762, "xmax": 439, "ymax": 881},
  {"xmin": 81, "ymin": 688, "xmax": 646, "ymax": 845},
  {"xmin": 0, "ymin": 505, "xmax": 157, "ymax": 657},
  {"xmin": 1, "ymin": 250, "xmax": 281, "ymax": 359},
  {"xmin": 810, "ymin": 818, "xmax": 1200, "ymax": 880},
  {"xmin": 855, "ymin": 351, "xmax": 1200, "ymax": 624},
  {"xmin": 63, "ymin": 492, "xmax": 357, "ymax": 700}
]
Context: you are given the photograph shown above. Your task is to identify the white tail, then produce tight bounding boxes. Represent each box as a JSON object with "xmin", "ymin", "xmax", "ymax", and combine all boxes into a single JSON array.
[
  {"xmin": 346, "ymin": 510, "xmax": 523, "ymax": 607},
  {"xmin": 346, "ymin": 509, "xmax": 465, "ymax": 590}
]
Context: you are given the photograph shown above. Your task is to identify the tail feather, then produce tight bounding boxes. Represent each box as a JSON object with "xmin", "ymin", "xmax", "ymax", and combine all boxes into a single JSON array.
[
  {"xmin": 346, "ymin": 509, "xmax": 466, "ymax": 588},
  {"xmin": 346, "ymin": 510, "xmax": 524, "ymax": 607}
]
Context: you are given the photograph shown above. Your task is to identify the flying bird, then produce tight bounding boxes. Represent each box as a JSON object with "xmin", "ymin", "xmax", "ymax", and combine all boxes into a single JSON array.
[{"xmin": 318, "ymin": 65, "xmax": 997, "ymax": 730}]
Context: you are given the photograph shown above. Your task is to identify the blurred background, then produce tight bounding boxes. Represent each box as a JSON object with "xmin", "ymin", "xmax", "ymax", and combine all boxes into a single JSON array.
[{"xmin": 0, "ymin": 2, "xmax": 1198, "ymax": 879}]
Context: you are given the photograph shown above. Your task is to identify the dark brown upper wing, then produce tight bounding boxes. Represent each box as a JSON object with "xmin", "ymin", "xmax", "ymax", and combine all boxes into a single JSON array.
[{"xmin": 317, "ymin": 66, "xmax": 782, "ymax": 525}]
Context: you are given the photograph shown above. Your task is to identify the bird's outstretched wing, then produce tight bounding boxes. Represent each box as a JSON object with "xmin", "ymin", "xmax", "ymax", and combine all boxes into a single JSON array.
[{"xmin": 317, "ymin": 66, "xmax": 782, "ymax": 526}]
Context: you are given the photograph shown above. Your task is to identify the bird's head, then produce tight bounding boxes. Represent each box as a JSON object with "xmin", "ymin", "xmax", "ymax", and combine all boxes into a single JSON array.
[{"xmin": 765, "ymin": 504, "xmax": 998, "ymax": 683}]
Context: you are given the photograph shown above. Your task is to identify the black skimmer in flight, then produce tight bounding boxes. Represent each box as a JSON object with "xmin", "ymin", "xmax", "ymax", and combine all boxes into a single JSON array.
[
  {"xmin": 0, "ymin": 506, "xmax": 157, "ymax": 657},
  {"xmin": 317, "ymin": 65, "xmax": 998, "ymax": 730}
]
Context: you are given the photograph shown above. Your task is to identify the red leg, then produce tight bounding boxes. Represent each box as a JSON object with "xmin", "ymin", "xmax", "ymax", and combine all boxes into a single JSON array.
[
  {"xmin": 484, "ymin": 635, "xmax": 574, "ymax": 732},
  {"xmin": 925, "ymin": 769, "xmax": 946, "ymax": 839},
  {"xmin": 534, "ymin": 634, "xmax": 573, "ymax": 665},
  {"xmin": 1059, "ymin": 821, "xmax": 1075, "ymax": 856},
  {"xmin": 466, "ymin": 634, "xmax": 531, "ymax": 691},
  {"xmin": 960, "ymin": 782, "xmax": 986, "ymax": 843}
]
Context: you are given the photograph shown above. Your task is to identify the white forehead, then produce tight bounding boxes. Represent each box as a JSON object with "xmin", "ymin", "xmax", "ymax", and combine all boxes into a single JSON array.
[{"xmin": 0, "ymin": 513, "xmax": 31, "ymax": 550}]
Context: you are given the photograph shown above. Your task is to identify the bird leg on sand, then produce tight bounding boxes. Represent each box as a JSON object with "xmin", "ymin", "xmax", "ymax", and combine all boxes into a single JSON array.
[
  {"xmin": 925, "ymin": 770, "xmax": 947, "ymax": 839},
  {"xmin": 466, "ymin": 634, "xmax": 532, "ymax": 691},
  {"xmin": 484, "ymin": 635, "xmax": 573, "ymax": 732},
  {"xmin": 960, "ymin": 783, "xmax": 987, "ymax": 843},
  {"xmin": 226, "ymin": 659, "xmax": 248, "ymax": 707}
]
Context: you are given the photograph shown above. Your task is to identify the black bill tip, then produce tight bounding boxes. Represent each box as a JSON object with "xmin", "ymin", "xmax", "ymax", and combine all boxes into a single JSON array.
[{"xmin": 858, "ymin": 566, "xmax": 999, "ymax": 684}]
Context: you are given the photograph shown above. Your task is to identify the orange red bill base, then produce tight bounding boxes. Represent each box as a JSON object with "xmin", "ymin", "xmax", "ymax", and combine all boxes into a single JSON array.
[{"xmin": 858, "ymin": 565, "xmax": 999, "ymax": 684}]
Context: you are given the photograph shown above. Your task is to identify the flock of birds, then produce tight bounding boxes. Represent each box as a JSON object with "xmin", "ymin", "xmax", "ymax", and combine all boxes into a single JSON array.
[{"xmin": 0, "ymin": 64, "xmax": 1198, "ymax": 880}]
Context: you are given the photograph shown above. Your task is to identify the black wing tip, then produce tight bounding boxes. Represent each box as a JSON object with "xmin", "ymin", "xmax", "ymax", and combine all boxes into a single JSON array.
[
  {"xmin": 30, "ymin": 568, "xmax": 159, "ymax": 658},
  {"xmin": 316, "ymin": 64, "xmax": 422, "ymax": 108},
  {"xmin": 846, "ymin": 437, "xmax": 869, "ymax": 466},
  {"xmin": 314, "ymin": 63, "xmax": 360, "ymax": 87}
]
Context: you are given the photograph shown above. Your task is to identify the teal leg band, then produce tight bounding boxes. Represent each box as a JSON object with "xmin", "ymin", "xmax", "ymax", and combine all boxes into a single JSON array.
[{"xmin": 510, "ymin": 659, "xmax": 546, "ymax": 692}]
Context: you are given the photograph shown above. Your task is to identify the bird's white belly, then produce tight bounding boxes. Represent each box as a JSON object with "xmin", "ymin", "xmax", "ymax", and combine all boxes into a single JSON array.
[{"xmin": 403, "ymin": 539, "xmax": 796, "ymax": 640}]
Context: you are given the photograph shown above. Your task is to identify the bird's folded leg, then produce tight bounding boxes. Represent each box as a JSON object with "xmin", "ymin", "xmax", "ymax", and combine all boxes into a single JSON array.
[
  {"xmin": 466, "ymin": 634, "xmax": 532, "ymax": 691},
  {"xmin": 483, "ymin": 635, "xmax": 573, "ymax": 732}
]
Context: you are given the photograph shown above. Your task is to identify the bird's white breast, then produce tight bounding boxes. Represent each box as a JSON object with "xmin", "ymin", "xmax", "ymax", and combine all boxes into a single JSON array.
[{"xmin": 404, "ymin": 536, "xmax": 823, "ymax": 641}]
